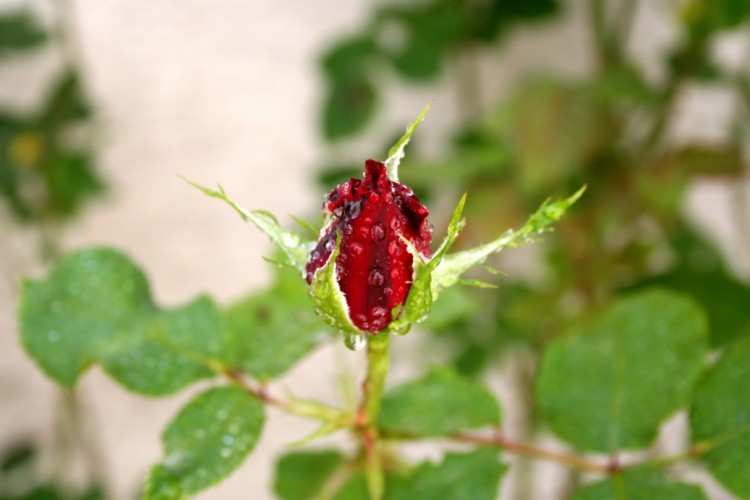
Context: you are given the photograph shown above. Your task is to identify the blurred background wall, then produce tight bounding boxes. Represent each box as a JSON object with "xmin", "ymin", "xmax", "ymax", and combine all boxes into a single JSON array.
[{"xmin": 1, "ymin": 0, "xmax": 748, "ymax": 499}]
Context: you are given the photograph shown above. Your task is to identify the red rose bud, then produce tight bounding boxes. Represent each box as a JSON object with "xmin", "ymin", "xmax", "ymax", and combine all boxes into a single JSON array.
[{"xmin": 306, "ymin": 159, "xmax": 432, "ymax": 333}]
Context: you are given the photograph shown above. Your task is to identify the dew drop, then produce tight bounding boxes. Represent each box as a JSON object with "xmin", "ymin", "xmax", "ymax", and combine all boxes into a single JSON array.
[
  {"xmin": 351, "ymin": 242, "xmax": 364, "ymax": 256},
  {"xmin": 354, "ymin": 313, "xmax": 367, "ymax": 325},
  {"xmin": 343, "ymin": 223, "xmax": 354, "ymax": 236},
  {"xmin": 383, "ymin": 192, "xmax": 392, "ymax": 203},
  {"xmin": 343, "ymin": 331, "xmax": 367, "ymax": 351},
  {"xmin": 195, "ymin": 429, "xmax": 206, "ymax": 439},
  {"xmin": 324, "ymin": 238, "xmax": 336, "ymax": 252},
  {"xmin": 383, "ymin": 287, "xmax": 394, "ymax": 297},
  {"xmin": 371, "ymin": 306, "xmax": 387, "ymax": 318},
  {"xmin": 220, "ymin": 448, "xmax": 232, "ymax": 458},
  {"xmin": 222, "ymin": 435, "xmax": 235, "ymax": 445},
  {"xmin": 387, "ymin": 240, "xmax": 403, "ymax": 257},
  {"xmin": 368, "ymin": 192, "xmax": 380, "ymax": 203},
  {"xmin": 390, "ymin": 268, "xmax": 402, "ymax": 281},
  {"xmin": 370, "ymin": 223, "xmax": 385, "ymax": 241},
  {"xmin": 368, "ymin": 268, "xmax": 385, "ymax": 287},
  {"xmin": 47, "ymin": 330, "xmax": 60, "ymax": 343},
  {"xmin": 390, "ymin": 217, "xmax": 403, "ymax": 231},
  {"xmin": 347, "ymin": 201, "xmax": 362, "ymax": 220},
  {"xmin": 371, "ymin": 318, "xmax": 387, "ymax": 330}
]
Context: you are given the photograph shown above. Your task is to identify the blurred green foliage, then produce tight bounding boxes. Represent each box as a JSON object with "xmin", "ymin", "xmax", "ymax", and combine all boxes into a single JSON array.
[
  {"xmin": 318, "ymin": 0, "xmax": 750, "ymax": 356},
  {"xmin": 12, "ymin": 0, "xmax": 750, "ymax": 498},
  {"xmin": 314, "ymin": 0, "xmax": 750, "ymax": 496},
  {"xmin": 0, "ymin": 8, "xmax": 103, "ymax": 225}
]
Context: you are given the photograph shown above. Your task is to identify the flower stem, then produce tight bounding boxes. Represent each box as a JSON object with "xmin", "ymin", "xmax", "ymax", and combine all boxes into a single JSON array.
[{"xmin": 359, "ymin": 334, "xmax": 391, "ymax": 500}]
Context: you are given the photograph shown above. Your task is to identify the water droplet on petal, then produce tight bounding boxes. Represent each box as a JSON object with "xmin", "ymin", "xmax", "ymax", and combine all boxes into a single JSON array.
[
  {"xmin": 324, "ymin": 238, "xmax": 336, "ymax": 252},
  {"xmin": 368, "ymin": 268, "xmax": 385, "ymax": 287},
  {"xmin": 371, "ymin": 306, "xmax": 387, "ymax": 318},
  {"xmin": 368, "ymin": 192, "xmax": 380, "ymax": 203},
  {"xmin": 371, "ymin": 318, "xmax": 387, "ymax": 330},
  {"xmin": 347, "ymin": 201, "xmax": 362, "ymax": 220},
  {"xmin": 370, "ymin": 223, "xmax": 385, "ymax": 241},
  {"xmin": 351, "ymin": 242, "xmax": 364, "ymax": 256},
  {"xmin": 388, "ymin": 240, "xmax": 403, "ymax": 257},
  {"xmin": 390, "ymin": 268, "xmax": 402, "ymax": 281},
  {"xmin": 390, "ymin": 217, "xmax": 403, "ymax": 231}
]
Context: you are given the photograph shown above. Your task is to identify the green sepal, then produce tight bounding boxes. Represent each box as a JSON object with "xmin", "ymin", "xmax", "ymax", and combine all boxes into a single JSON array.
[
  {"xmin": 185, "ymin": 179, "xmax": 314, "ymax": 273},
  {"xmin": 385, "ymin": 102, "xmax": 433, "ymax": 182},
  {"xmin": 432, "ymin": 186, "xmax": 584, "ymax": 295},
  {"xmin": 388, "ymin": 193, "xmax": 466, "ymax": 335},
  {"xmin": 308, "ymin": 232, "xmax": 361, "ymax": 337}
]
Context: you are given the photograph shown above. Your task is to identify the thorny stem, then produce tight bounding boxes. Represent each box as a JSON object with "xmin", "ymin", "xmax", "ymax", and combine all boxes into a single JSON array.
[
  {"xmin": 220, "ymin": 367, "xmax": 348, "ymax": 422},
  {"xmin": 358, "ymin": 334, "xmax": 390, "ymax": 500},
  {"xmin": 223, "ymin": 357, "xmax": 746, "ymax": 486}
]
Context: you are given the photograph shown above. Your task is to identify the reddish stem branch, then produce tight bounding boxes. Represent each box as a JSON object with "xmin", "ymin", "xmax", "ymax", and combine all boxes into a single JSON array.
[
  {"xmin": 452, "ymin": 431, "xmax": 610, "ymax": 474},
  {"xmin": 221, "ymin": 368, "xmax": 290, "ymax": 409}
]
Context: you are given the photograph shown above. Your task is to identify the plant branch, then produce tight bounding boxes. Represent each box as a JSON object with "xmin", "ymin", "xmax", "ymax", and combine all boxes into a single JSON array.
[
  {"xmin": 452, "ymin": 430, "xmax": 610, "ymax": 474},
  {"xmin": 358, "ymin": 334, "xmax": 391, "ymax": 500},
  {"xmin": 220, "ymin": 367, "xmax": 348, "ymax": 422}
]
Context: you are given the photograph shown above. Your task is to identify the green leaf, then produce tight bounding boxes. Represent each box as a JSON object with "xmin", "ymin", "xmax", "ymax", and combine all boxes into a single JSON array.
[
  {"xmin": 19, "ymin": 248, "xmax": 153, "ymax": 386},
  {"xmin": 144, "ymin": 386, "xmax": 264, "ymax": 500},
  {"xmin": 41, "ymin": 71, "xmax": 91, "ymax": 125},
  {"xmin": 390, "ymin": 449, "xmax": 507, "ymax": 500},
  {"xmin": 227, "ymin": 264, "xmax": 329, "ymax": 380},
  {"xmin": 690, "ymin": 334, "xmax": 750, "ymax": 498},
  {"xmin": 185, "ymin": 180, "xmax": 314, "ymax": 273},
  {"xmin": 273, "ymin": 449, "xmax": 344, "ymax": 500},
  {"xmin": 687, "ymin": 0, "xmax": 750, "ymax": 30},
  {"xmin": 632, "ymin": 227, "xmax": 750, "ymax": 346},
  {"xmin": 379, "ymin": 2, "xmax": 466, "ymax": 81},
  {"xmin": 537, "ymin": 289, "xmax": 708, "ymax": 452},
  {"xmin": 384, "ymin": 102, "xmax": 433, "ymax": 182},
  {"xmin": 432, "ymin": 187, "xmax": 583, "ymax": 296},
  {"xmin": 98, "ymin": 296, "xmax": 222, "ymax": 395},
  {"xmin": 322, "ymin": 78, "xmax": 378, "ymax": 141},
  {"xmin": 378, "ymin": 367, "xmax": 500, "ymax": 437},
  {"xmin": 19, "ymin": 248, "xmax": 229, "ymax": 394},
  {"xmin": 321, "ymin": 36, "xmax": 379, "ymax": 80},
  {"xmin": 47, "ymin": 151, "xmax": 105, "ymax": 216},
  {"xmin": 332, "ymin": 474, "xmax": 369, "ymax": 500},
  {"xmin": 572, "ymin": 468, "xmax": 707, "ymax": 500},
  {"xmin": 330, "ymin": 473, "xmax": 409, "ymax": 500},
  {"xmin": 0, "ymin": 10, "xmax": 47, "ymax": 57}
]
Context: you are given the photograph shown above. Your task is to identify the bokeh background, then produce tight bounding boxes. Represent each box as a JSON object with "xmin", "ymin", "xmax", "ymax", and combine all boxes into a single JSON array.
[{"xmin": 2, "ymin": 0, "xmax": 749, "ymax": 498}]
